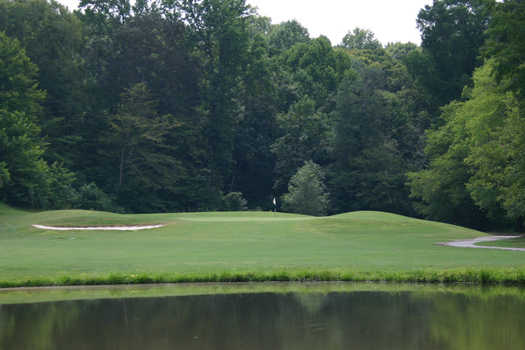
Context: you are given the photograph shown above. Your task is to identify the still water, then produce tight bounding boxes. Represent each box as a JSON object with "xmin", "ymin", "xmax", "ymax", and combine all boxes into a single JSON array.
[{"xmin": 1, "ymin": 284, "xmax": 525, "ymax": 349}]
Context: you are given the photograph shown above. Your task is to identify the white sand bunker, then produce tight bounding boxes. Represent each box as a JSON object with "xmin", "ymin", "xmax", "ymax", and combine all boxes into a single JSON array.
[{"xmin": 32, "ymin": 224, "xmax": 165, "ymax": 231}]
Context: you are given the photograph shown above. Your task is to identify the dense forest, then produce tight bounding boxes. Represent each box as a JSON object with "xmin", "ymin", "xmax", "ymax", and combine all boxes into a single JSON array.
[{"xmin": 0, "ymin": 0, "xmax": 524, "ymax": 230}]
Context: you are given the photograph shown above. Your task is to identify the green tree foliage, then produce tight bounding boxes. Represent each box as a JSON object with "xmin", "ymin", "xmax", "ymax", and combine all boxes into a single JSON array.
[
  {"xmin": 330, "ymin": 62, "xmax": 416, "ymax": 214},
  {"xmin": 408, "ymin": 0, "xmax": 494, "ymax": 115},
  {"xmin": 0, "ymin": 32, "xmax": 44, "ymax": 117},
  {"xmin": 0, "ymin": 109, "xmax": 46, "ymax": 205},
  {"xmin": 407, "ymin": 103, "xmax": 492, "ymax": 228},
  {"xmin": 232, "ymin": 34, "xmax": 278, "ymax": 208},
  {"xmin": 173, "ymin": 0, "xmax": 251, "ymax": 193},
  {"xmin": 341, "ymin": 27, "xmax": 382, "ymax": 51},
  {"xmin": 385, "ymin": 42, "xmax": 418, "ymax": 61},
  {"xmin": 282, "ymin": 161, "xmax": 329, "ymax": 216},
  {"xmin": 272, "ymin": 28, "xmax": 425, "ymax": 216},
  {"xmin": 222, "ymin": 192, "xmax": 248, "ymax": 211},
  {"xmin": 0, "ymin": 31, "xmax": 75, "ymax": 208},
  {"xmin": 81, "ymin": 1, "xmax": 201, "ymax": 116},
  {"xmin": 80, "ymin": 0, "xmax": 132, "ymax": 23},
  {"xmin": 271, "ymin": 97, "xmax": 331, "ymax": 196},
  {"xmin": 498, "ymin": 105, "xmax": 525, "ymax": 225},
  {"xmin": 74, "ymin": 183, "xmax": 116, "ymax": 211},
  {"xmin": 269, "ymin": 36, "xmax": 353, "ymax": 201},
  {"xmin": 0, "ymin": 0, "xmax": 86, "ymax": 166},
  {"xmin": 246, "ymin": 14, "xmax": 272, "ymax": 37},
  {"xmin": 77, "ymin": 0, "xmax": 214, "ymax": 211},
  {"xmin": 0, "ymin": 29, "xmax": 45, "ymax": 185},
  {"xmin": 408, "ymin": 62, "xmax": 523, "ymax": 228},
  {"xmin": 279, "ymin": 36, "xmax": 351, "ymax": 108},
  {"xmin": 0, "ymin": 161, "xmax": 8, "ymax": 188},
  {"xmin": 267, "ymin": 19, "xmax": 310, "ymax": 56},
  {"xmin": 463, "ymin": 64, "xmax": 525, "ymax": 227},
  {"xmin": 407, "ymin": 0, "xmax": 525, "ymax": 229},
  {"xmin": 483, "ymin": 0, "xmax": 525, "ymax": 98},
  {"xmin": 104, "ymin": 83, "xmax": 183, "ymax": 211}
]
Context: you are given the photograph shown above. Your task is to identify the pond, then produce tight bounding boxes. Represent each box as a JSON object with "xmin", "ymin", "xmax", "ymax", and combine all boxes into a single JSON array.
[{"xmin": 1, "ymin": 283, "xmax": 525, "ymax": 349}]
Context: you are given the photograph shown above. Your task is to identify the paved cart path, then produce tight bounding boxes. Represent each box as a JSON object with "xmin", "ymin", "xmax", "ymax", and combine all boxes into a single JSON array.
[{"xmin": 439, "ymin": 235, "xmax": 525, "ymax": 251}]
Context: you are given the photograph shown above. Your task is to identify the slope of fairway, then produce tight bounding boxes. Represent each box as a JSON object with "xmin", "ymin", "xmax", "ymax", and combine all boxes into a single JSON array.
[{"xmin": 1, "ymin": 204, "xmax": 524, "ymax": 286}]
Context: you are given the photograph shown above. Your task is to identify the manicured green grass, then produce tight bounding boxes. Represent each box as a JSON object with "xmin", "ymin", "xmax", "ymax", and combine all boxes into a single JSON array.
[
  {"xmin": 477, "ymin": 236, "xmax": 525, "ymax": 248},
  {"xmin": 1, "ymin": 203, "xmax": 525, "ymax": 287}
]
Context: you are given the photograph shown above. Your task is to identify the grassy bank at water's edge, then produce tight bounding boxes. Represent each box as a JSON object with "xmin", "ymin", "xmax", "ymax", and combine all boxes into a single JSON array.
[
  {"xmin": 1, "ymin": 203, "xmax": 525, "ymax": 287},
  {"xmin": 2, "ymin": 282, "xmax": 525, "ymax": 305}
]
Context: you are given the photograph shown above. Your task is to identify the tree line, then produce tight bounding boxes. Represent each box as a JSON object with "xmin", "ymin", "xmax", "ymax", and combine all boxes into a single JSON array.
[{"xmin": 0, "ymin": 0, "xmax": 523, "ymax": 230}]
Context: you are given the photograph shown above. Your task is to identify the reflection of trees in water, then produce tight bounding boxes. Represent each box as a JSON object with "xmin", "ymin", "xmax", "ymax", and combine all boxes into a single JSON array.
[
  {"xmin": 419, "ymin": 293, "xmax": 525, "ymax": 350},
  {"xmin": 292, "ymin": 292, "xmax": 442, "ymax": 350},
  {"xmin": 1, "ymin": 292, "xmax": 525, "ymax": 349},
  {"xmin": 0, "ymin": 301, "xmax": 82, "ymax": 350}
]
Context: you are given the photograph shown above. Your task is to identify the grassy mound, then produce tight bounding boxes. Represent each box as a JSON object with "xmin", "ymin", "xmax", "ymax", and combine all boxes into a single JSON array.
[{"xmin": 1, "ymin": 204, "xmax": 524, "ymax": 287}]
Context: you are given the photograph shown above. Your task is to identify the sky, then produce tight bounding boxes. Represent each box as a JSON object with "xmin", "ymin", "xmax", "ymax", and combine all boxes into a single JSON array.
[{"xmin": 57, "ymin": 0, "xmax": 433, "ymax": 45}]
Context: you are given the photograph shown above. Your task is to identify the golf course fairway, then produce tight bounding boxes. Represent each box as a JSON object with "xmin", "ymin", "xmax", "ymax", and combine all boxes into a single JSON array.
[{"xmin": 1, "ymin": 203, "xmax": 524, "ymax": 287}]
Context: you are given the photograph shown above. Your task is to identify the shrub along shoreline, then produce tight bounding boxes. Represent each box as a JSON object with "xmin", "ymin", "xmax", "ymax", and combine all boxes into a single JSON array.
[{"xmin": 3, "ymin": 268, "xmax": 525, "ymax": 289}]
